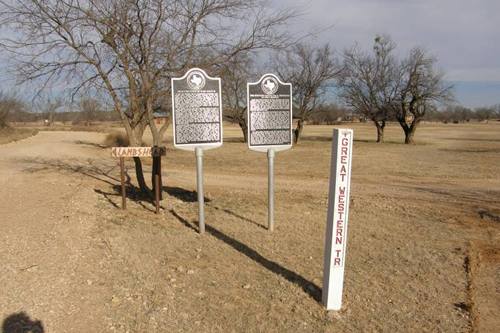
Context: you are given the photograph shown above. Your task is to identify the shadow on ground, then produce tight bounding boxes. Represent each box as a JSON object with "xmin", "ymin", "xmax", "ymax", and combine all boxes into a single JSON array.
[
  {"xmin": 2, "ymin": 312, "xmax": 44, "ymax": 333},
  {"xmin": 163, "ymin": 186, "xmax": 211, "ymax": 203},
  {"xmin": 211, "ymin": 205, "xmax": 266, "ymax": 229},
  {"xmin": 169, "ymin": 209, "xmax": 321, "ymax": 302},
  {"xmin": 20, "ymin": 157, "xmax": 161, "ymax": 210},
  {"xmin": 21, "ymin": 157, "xmax": 120, "ymax": 187}
]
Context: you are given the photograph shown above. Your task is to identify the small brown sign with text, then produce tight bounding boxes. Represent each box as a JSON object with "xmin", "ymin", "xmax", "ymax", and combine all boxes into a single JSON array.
[{"xmin": 111, "ymin": 146, "xmax": 166, "ymax": 158}]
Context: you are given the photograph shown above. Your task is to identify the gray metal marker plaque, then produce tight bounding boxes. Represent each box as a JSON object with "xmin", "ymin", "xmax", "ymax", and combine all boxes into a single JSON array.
[
  {"xmin": 171, "ymin": 68, "xmax": 223, "ymax": 234},
  {"xmin": 247, "ymin": 73, "xmax": 292, "ymax": 231},
  {"xmin": 171, "ymin": 68, "xmax": 223, "ymax": 151},
  {"xmin": 247, "ymin": 74, "xmax": 292, "ymax": 152}
]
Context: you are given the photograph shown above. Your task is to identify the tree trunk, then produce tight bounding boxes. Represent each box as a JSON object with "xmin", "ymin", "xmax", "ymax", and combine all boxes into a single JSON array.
[
  {"xmin": 155, "ymin": 119, "xmax": 171, "ymax": 198},
  {"xmin": 374, "ymin": 120, "xmax": 385, "ymax": 143},
  {"xmin": 397, "ymin": 114, "xmax": 420, "ymax": 144},
  {"xmin": 404, "ymin": 127, "xmax": 415, "ymax": 144},
  {"xmin": 239, "ymin": 118, "xmax": 248, "ymax": 143},
  {"xmin": 133, "ymin": 157, "xmax": 149, "ymax": 193},
  {"xmin": 402, "ymin": 121, "xmax": 419, "ymax": 144},
  {"xmin": 49, "ymin": 111, "xmax": 54, "ymax": 126},
  {"xmin": 294, "ymin": 119, "xmax": 304, "ymax": 144},
  {"xmin": 150, "ymin": 124, "xmax": 164, "ymax": 200},
  {"xmin": 128, "ymin": 124, "xmax": 151, "ymax": 194}
]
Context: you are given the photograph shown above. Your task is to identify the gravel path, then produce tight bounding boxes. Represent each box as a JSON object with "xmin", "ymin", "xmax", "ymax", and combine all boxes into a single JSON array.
[{"xmin": 0, "ymin": 132, "xmax": 109, "ymax": 332}]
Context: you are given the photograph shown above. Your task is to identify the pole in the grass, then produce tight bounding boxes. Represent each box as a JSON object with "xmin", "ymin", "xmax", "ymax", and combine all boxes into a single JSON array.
[
  {"xmin": 267, "ymin": 148, "xmax": 275, "ymax": 231},
  {"xmin": 323, "ymin": 128, "xmax": 353, "ymax": 311},
  {"xmin": 195, "ymin": 147, "xmax": 205, "ymax": 233}
]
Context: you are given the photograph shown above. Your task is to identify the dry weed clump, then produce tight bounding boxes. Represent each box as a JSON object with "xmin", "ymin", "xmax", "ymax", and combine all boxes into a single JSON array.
[{"xmin": 103, "ymin": 132, "xmax": 129, "ymax": 147}]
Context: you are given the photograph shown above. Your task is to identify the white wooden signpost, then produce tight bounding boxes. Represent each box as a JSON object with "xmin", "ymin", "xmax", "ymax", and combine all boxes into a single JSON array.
[
  {"xmin": 247, "ymin": 73, "xmax": 292, "ymax": 231},
  {"xmin": 322, "ymin": 128, "xmax": 353, "ymax": 310},
  {"xmin": 171, "ymin": 68, "xmax": 223, "ymax": 233}
]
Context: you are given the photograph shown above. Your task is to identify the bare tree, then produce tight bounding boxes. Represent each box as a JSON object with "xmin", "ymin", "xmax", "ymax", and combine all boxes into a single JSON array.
[
  {"xmin": 494, "ymin": 105, "xmax": 500, "ymax": 119},
  {"xmin": 0, "ymin": 91, "xmax": 25, "ymax": 128},
  {"xmin": 78, "ymin": 97, "xmax": 101, "ymax": 126},
  {"xmin": 38, "ymin": 96, "xmax": 63, "ymax": 126},
  {"xmin": 309, "ymin": 103, "xmax": 349, "ymax": 125},
  {"xmin": 219, "ymin": 54, "xmax": 252, "ymax": 142},
  {"xmin": 396, "ymin": 47, "xmax": 453, "ymax": 144},
  {"xmin": 338, "ymin": 36, "xmax": 400, "ymax": 143},
  {"xmin": 474, "ymin": 106, "xmax": 495, "ymax": 123},
  {"xmin": 276, "ymin": 43, "xmax": 339, "ymax": 143},
  {"xmin": 431, "ymin": 104, "xmax": 472, "ymax": 123},
  {"xmin": 0, "ymin": 0, "xmax": 295, "ymax": 192}
]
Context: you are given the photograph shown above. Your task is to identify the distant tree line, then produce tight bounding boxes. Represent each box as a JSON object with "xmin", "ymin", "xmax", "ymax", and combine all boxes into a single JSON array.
[
  {"xmin": 1, "ymin": 94, "xmax": 120, "ymax": 125},
  {"xmin": 3, "ymin": 91, "xmax": 498, "ymax": 131},
  {"xmin": 424, "ymin": 104, "xmax": 500, "ymax": 123},
  {"xmin": 8, "ymin": 109, "xmax": 121, "ymax": 125},
  {"xmin": 303, "ymin": 103, "xmax": 500, "ymax": 125},
  {"xmin": 307, "ymin": 104, "xmax": 352, "ymax": 125}
]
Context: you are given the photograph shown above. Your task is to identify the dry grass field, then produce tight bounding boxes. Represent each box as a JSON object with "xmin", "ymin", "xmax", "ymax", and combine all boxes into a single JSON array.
[
  {"xmin": 0, "ymin": 122, "xmax": 498, "ymax": 332},
  {"xmin": 0, "ymin": 127, "xmax": 38, "ymax": 145}
]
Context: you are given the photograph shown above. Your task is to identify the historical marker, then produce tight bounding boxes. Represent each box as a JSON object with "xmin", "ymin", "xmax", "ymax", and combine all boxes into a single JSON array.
[
  {"xmin": 247, "ymin": 74, "xmax": 292, "ymax": 231},
  {"xmin": 247, "ymin": 74, "xmax": 292, "ymax": 152},
  {"xmin": 172, "ymin": 68, "xmax": 223, "ymax": 150},
  {"xmin": 323, "ymin": 128, "xmax": 353, "ymax": 311},
  {"xmin": 171, "ymin": 68, "xmax": 223, "ymax": 234}
]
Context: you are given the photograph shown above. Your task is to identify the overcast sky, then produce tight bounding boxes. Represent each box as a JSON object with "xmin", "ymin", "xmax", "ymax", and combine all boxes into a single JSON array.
[{"xmin": 274, "ymin": 0, "xmax": 500, "ymax": 107}]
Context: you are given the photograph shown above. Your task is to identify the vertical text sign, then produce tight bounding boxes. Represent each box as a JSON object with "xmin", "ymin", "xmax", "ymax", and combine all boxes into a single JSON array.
[
  {"xmin": 247, "ymin": 74, "xmax": 292, "ymax": 152},
  {"xmin": 322, "ymin": 128, "xmax": 353, "ymax": 310},
  {"xmin": 171, "ymin": 68, "xmax": 223, "ymax": 151}
]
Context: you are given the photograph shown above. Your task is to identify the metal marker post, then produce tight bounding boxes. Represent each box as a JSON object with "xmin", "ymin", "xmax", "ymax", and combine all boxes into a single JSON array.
[
  {"xmin": 120, "ymin": 157, "xmax": 126, "ymax": 210},
  {"xmin": 171, "ymin": 68, "xmax": 223, "ymax": 233},
  {"xmin": 267, "ymin": 148, "xmax": 275, "ymax": 231},
  {"xmin": 323, "ymin": 129, "xmax": 353, "ymax": 311},
  {"xmin": 247, "ymin": 74, "xmax": 292, "ymax": 231},
  {"xmin": 195, "ymin": 147, "xmax": 205, "ymax": 234}
]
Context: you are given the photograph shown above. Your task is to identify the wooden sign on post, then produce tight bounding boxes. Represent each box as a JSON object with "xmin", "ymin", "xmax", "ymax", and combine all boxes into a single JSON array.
[
  {"xmin": 111, "ymin": 146, "xmax": 166, "ymax": 158},
  {"xmin": 247, "ymin": 74, "xmax": 292, "ymax": 232},
  {"xmin": 323, "ymin": 128, "xmax": 353, "ymax": 311},
  {"xmin": 111, "ymin": 146, "xmax": 166, "ymax": 212},
  {"xmin": 171, "ymin": 68, "xmax": 223, "ymax": 234}
]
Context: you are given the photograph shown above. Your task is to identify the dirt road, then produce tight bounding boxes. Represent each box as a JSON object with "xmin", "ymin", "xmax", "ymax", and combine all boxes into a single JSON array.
[
  {"xmin": 0, "ymin": 131, "xmax": 111, "ymax": 332},
  {"xmin": 0, "ymin": 124, "xmax": 498, "ymax": 332}
]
